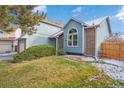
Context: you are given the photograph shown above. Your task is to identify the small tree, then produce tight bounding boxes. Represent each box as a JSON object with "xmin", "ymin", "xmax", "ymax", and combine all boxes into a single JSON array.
[{"xmin": 0, "ymin": 5, "xmax": 46, "ymax": 35}]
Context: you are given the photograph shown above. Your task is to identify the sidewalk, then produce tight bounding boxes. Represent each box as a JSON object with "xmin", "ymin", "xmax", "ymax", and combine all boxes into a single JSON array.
[
  {"xmin": 0, "ymin": 52, "xmax": 16, "ymax": 61},
  {"xmin": 102, "ymin": 59, "xmax": 124, "ymax": 68}
]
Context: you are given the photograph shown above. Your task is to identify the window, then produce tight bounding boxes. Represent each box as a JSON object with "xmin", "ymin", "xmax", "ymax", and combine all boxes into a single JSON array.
[{"xmin": 68, "ymin": 28, "xmax": 78, "ymax": 47}]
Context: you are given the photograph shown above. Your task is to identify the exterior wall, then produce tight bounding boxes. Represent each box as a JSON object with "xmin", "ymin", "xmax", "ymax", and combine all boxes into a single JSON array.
[
  {"xmin": 95, "ymin": 19, "xmax": 110, "ymax": 56},
  {"xmin": 0, "ymin": 31, "xmax": 7, "ymax": 37},
  {"xmin": 64, "ymin": 20, "xmax": 84, "ymax": 54},
  {"xmin": 0, "ymin": 31, "xmax": 4, "ymax": 37},
  {"xmin": 28, "ymin": 35, "xmax": 56, "ymax": 47},
  {"xmin": 28, "ymin": 22, "xmax": 61, "ymax": 47},
  {"xmin": 15, "ymin": 28, "xmax": 22, "ymax": 39}
]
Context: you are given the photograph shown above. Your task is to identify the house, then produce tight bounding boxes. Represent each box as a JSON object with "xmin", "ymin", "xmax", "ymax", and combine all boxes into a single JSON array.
[
  {"xmin": 27, "ymin": 18, "xmax": 63, "ymax": 48},
  {"xmin": 0, "ymin": 27, "xmax": 23, "ymax": 53},
  {"xmin": 63, "ymin": 16, "xmax": 111, "ymax": 57},
  {"xmin": 0, "ymin": 16, "xmax": 111, "ymax": 57},
  {"xmin": 0, "ymin": 18, "xmax": 63, "ymax": 53}
]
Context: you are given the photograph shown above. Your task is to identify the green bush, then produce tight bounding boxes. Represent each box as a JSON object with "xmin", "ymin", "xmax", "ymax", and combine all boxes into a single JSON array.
[
  {"xmin": 13, "ymin": 45, "xmax": 55, "ymax": 63},
  {"xmin": 57, "ymin": 49, "xmax": 66, "ymax": 55}
]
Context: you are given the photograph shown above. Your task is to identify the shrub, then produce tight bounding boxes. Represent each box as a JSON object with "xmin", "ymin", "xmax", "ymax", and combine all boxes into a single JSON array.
[
  {"xmin": 13, "ymin": 45, "xmax": 55, "ymax": 63},
  {"xmin": 57, "ymin": 49, "xmax": 66, "ymax": 55}
]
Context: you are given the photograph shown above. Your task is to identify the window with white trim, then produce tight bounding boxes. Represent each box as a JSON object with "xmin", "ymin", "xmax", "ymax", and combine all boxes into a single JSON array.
[{"xmin": 68, "ymin": 28, "xmax": 78, "ymax": 47}]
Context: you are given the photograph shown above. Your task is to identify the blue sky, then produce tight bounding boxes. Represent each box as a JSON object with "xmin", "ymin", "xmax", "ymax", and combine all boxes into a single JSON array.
[{"xmin": 36, "ymin": 5, "xmax": 124, "ymax": 34}]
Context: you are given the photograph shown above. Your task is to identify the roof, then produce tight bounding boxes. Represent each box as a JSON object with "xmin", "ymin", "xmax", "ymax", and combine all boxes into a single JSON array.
[
  {"xmin": 0, "ymin": 28, "xmax": 18, "ymax": 41},
  {"xmin": 5, "ymin": 26, "xmax": 19, "ymax": 31},
  {"xmin": 41, "ymin": 18, "xmax": 63, "ymax": 28},
  {"xmin": 50, "ymin": 31, "xmax": 63, "ymax": 38},
  {"xmin": 85, "ymin": 16, "xmax": 111, "ymax": 34},
  {"xmin": 86, "ymin": 16, "xmax": 109, "ymax": 26},
  {"xmin": 64, "ymin": 17, "xmax": 88, "ymax": 28},
  {"xmin": 0, "ymin": 37, "xmax": 16, "ymax": 41},
  {"xmin": 64, "ymin": 16, "xmax": 109, "ymax": 29}
]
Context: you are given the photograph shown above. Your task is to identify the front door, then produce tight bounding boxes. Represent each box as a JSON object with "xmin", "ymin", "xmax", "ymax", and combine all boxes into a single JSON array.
[{"xmin": 85, "ymin": 28, "xmax": 96, "ymax": 56}]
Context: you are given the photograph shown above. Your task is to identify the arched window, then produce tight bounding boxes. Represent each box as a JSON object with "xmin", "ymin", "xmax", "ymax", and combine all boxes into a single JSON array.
[{"xmin": 68, "ymin": 28, "xmax": 78, "ymax": 47}]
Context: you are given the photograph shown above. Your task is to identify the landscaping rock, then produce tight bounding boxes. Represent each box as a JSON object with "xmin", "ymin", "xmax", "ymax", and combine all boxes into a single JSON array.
[{"xmin": 91, "ymin": 62, "xmax": 124, "ymax": 82}]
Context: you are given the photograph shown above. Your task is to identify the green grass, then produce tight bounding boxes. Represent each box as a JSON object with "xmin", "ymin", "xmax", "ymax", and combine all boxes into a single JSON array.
[{"xmin": 0, "ymin": 56, "xmax": 124, "ymax": 88}]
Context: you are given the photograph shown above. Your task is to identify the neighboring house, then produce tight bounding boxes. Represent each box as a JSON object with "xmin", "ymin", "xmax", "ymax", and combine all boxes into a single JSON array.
[
  {"xmin": 63, "ymin": 16, "xmax": 111, "ymax": 56},
  {"xmin": 0, "ymin": 18, "xmax": 63, "ymax": 53},
  {"xmin": 0, "ymin": 27, "xmax": 24, "ymax": 53},
  {"xmin": 0, "ymin": 16, "xmax": 111, "ymax": 57},
  {"xmin": 27, "ymin": 18, "xmax": 63, "ymax": 48}
]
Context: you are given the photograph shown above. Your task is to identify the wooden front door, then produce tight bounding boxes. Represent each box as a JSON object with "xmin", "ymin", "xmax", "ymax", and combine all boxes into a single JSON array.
[{"xmin": 85, "ymin": 28, "xmax": 96, "ymax": 56}]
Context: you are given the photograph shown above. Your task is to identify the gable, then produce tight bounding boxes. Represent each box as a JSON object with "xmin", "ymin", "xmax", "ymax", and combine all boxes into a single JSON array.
[
  {"xmin": 64, "ymin": 18, "xmax": 88, "ymax": 29},
  {"xmin": 64, "ymin": 19, "xmax": 83, "ymax": 31}
]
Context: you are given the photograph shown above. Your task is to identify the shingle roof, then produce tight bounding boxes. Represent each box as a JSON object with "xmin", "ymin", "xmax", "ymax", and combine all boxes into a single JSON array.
[
  {"xmin": 41, "ymin": 18, "xmax": 63, "ymax": 28},
  {"xmin": 50, "ymin": 31, "xmax": 63, "ymax": 38},
  {"xmin": 86, "ymin": 16, "xmax": 108, "ymax": 26},
  {"xmin": 0, "ymin": 37, "xmax": 16, "ymax": 40},
  {"xmin": 64, "ymin": 16, "xmax": 109, "ymax": 29},
  {"xmin": 5, "ymin": 26, "xmax": 18, "ymax": 31}
]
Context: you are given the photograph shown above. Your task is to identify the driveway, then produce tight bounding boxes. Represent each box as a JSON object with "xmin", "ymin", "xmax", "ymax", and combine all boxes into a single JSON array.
[{"xmin": 0, "ymin": 52, "xmax": 16, "ymax": 61}]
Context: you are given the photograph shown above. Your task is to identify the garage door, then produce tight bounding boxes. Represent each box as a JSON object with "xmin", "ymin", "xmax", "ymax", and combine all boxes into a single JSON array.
[{"xmin": 0, "ymin": 41, "xmax": 12, "ymax": 53}]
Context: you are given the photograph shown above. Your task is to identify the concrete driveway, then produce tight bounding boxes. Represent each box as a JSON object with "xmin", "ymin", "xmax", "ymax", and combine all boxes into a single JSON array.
[{"xmin": 0, "ymin": 52, "xmax": 17, "ymax": 61}]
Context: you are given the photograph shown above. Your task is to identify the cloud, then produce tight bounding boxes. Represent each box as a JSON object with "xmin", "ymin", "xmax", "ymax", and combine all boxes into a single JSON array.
[
  {"xmin": 115, "ymin": 6, "xmax": 124, "ymax": 23},
  {"xmin": 32, "ymin": 5, "xmax": 47, "ymax": 14},
  {"xmin": 72, "ymin": 6, "xmax": 83, "ymax": 13},
  {"xmin": 72, "ymin": 6, "xmax": 83, "ymax": 17}
]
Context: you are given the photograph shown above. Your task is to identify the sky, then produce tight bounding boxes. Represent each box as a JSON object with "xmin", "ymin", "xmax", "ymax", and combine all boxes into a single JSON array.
[{"xmin": 34, "ymin": 5, "xmax": 124, "ymax": 34}]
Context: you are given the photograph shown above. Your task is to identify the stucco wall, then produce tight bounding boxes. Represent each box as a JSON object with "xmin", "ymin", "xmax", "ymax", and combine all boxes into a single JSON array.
[
  {"xmin": 15, "ymin": 28, "xmax": 22, "ymax": 39},
  {"xmin": 28, "ymin": 22, "xmax": 61, "ymax": 47},
  {"xmin": 64, "ymin": 20, "xmax": 84, "ymax": 54},
  {"xmin": 95, "ymin": 19, "xmax": 110, "ymax": 56}
]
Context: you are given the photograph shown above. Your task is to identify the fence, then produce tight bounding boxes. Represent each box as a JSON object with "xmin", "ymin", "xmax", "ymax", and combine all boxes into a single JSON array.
[{"xmin": 100, "ymin": 41, "xmax": 124, "ymax": 61}]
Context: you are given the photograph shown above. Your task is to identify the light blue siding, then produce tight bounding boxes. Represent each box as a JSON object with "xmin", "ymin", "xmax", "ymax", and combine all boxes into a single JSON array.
[
  {"xmin": 95, "ymin": 19, "xmax": 110, "ymax": 56},
  {"xmin": 64, "ymin": 20, "xmax": 84, "ymax": 54},
  {"xmin": 28, "ymin": 36, "xmax": 56, "ymax": 46},
  {"xmin": 28, "ymin": 22, "xmax": 61, "ymax": 47}
]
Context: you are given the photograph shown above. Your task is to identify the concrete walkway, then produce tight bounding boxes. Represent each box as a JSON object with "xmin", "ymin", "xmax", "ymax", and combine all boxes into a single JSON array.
[
  {"xmin": 65, "ymin": 55, "xmax": 95, "ymax": 62},
  {"xmin": 0, "ymin": 52, "xmax": 16, "ymax": 61},
  {"xmin": 102, "ymin": 59, "xmax": 124, "ymax": 68}
]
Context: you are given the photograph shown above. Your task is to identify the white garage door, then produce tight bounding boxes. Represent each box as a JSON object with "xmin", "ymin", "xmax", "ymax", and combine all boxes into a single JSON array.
[{"xmin": 0, "ymin": 41, "xmax": 12, "ymax": 53}]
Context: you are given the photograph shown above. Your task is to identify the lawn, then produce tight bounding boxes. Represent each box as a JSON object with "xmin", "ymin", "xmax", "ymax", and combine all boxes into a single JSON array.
[{"xmin": 0, "ymin": 56, "xmax": 124, "ymax": 88}]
